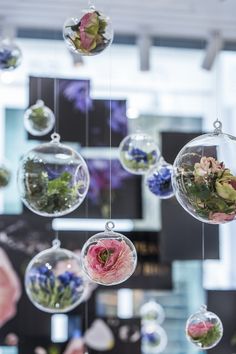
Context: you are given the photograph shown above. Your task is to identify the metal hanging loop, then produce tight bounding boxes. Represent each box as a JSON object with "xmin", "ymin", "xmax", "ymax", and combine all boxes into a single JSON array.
[
  {"xmin": 105, "ymin": 220, "xmax": 115, "ymax": 232},
  {"xmin": 213, "ymin": 119, "xmax": 223, "ymax": 134},
  {"xmin": 51, "ymin": 132, "xmax": 61, "ymax": 143}
]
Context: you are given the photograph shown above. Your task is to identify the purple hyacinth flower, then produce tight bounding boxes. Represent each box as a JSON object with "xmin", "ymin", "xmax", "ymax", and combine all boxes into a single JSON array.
[
  {"xmin": 129, "ymin": 148, "xmax": 148, "ymax": 163},
  {"xmin": 0, "ymin": 49, "xmax": 13, "ymax": 68},
  {"xmin": 147, "ymin": 166, "xmax": 173, "ymax": 198}
]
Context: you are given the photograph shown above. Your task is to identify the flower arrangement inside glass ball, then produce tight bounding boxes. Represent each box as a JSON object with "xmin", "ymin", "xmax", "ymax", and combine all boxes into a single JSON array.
[
  {"xmin": 186, "ymin": 305, "xmax": 223, "ymax": 350},
  {"xmin": 24, "ymin": 100, "xmax": 55, "ymax": 136},
  {"xmin": 146, "ymin": 159, "xmax": 174, "ymax": 199},
  {"xmin": 119, "ymin": 133, "xmax": 160, "ymax": 175},
  {"xmin": 81, "ymin": 221, "xmax": 137, "ymax": 286},
  {"xmin": 0, "ymin": 162, "xmax": 11, "ymax": 188},
  {"xmin": 17, "ymin": 133, "xmax": 90, "ymax": 217},
  {"xmin": 0, "ymin": 39, "xmax": 22, "ymax": 70},
  {"xmin": 63, "ymin": 7, "xmax": 113, "ymax": 55},
  {"xmin": 25, "ymin": 240, "xmax": 86, "ymax": 313},
  {"xmin": 172, "ymin": 122, "xmax": 236, "ymax": 224},
  {"xmin": 142, "ymin": 323, "xmax": 168, "ymax": 354}
]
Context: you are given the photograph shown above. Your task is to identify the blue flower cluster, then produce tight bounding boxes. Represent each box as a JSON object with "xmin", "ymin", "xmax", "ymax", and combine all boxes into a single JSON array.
[
  {"xmin": 27, "ymin": 265, "xmax": 84, "ymax": 310},
  {"xmin": 147, "ymin": 166, "xmax": 173, "ymax": 198},
  {"xmin": 129, "ymin": 148, "xmax": 148, "ymax": 162},
  {"xmin": 143, "ymin": 331, "xmax": 161, "ymax": 345},
  {"xmin": 0, "ymin": 49, "xmax": 14, "ymax": 69}
]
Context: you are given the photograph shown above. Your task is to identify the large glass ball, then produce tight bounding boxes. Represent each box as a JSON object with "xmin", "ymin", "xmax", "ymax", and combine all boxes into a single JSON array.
[
  {"xmin": 172, "ymin": 129, "xmax": 236, "ymax": 224},
  {"xmin": 0, "ymin": 39, "xmax": 22, "ymax": 71},
  {"xmin": 24, "ymin": 100, "xmax": 55, "ymax": 136},
  {"xmin": 146, "ymin": 159, "xmax": 174, "ymax": 199},
  {"xmin": 63, "ymin": 7, "xmax": 113, "ymax": 56},
  {"xmin": 186, "ymin": 305, "xmax": 223, "ymax": 350},
  {"xmin": 119, "ymin": 133, "xmax": 160, "ymax": 175},
  {"xmin": 0, "ymin": 161, "xmax": 11, "ymax": 188},
  {"xmin": 142, "ymin": 323, "xmax": 168, "ymax": 354},
  {"xmin": 17, "ymin": 134, "xmax": 90, "ymax": 217},
  {"xmin": 140, "ymin": 300, "xmax": 165, "ymax": 325},
  {"xmin": 81, "ymin": 221, "xmax": 137, "ymax": 286},
  {"xmin": 25, "ymin": 241, "xmax": 86, "ymax": 313}
]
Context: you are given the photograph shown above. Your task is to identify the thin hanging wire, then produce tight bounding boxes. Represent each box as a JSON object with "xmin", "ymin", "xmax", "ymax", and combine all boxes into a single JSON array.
[
  {"xmin": 109, "ymin": 44, "xmax": 112, "ymax": 221},
  {"xmin": 37, "ymin": 77, "xmax": 42, "ymax": 101},
  {"xmin": 201, "ymin": 223, "xmax": 205, "ymax": 262},
  {"xmin": 53, "ymin": 78, "xmax": 59, "ymax": 134}
]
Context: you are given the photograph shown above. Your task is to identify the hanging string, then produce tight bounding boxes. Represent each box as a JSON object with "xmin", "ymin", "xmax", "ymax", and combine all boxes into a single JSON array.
[
  {"xmin": 202, "ymin": 223, "xmax": 205, "ymax": 262},
  {"xmin": 109, "ymin": 43, "xmax": 112, "ymax": 220},
  {"xmin": 37, "ymin": 77, "xmax": 42, "ymax": 101},
  {"xmin": 53, "ymin": 78, "xmax": 59, "ymax": 134}
]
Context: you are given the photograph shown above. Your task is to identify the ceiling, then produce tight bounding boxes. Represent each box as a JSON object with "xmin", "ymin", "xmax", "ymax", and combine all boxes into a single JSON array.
[{"xmin": 0, "ymin": 0, "xmax": 236, "ymax": 42}]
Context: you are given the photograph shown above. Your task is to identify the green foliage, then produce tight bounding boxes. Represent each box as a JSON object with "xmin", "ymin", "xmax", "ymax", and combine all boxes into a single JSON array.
[
  {"xmin": 29, "ymin": 106, "xmax": 49, "ymax": 131},
  {"xmin": 198, "ymin": 324, "xmax": 222, "ymax": 348}
]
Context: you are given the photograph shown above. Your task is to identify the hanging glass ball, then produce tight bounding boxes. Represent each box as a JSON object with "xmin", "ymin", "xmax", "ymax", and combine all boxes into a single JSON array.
[
  {"xmin": 0, "ymin": 39, "xmax": 22, "ymax": 71},
  {"xmin": 63, "ymin": 7, "xmax": 113, "ymax": 56},
  {"xmin": 142, "ymin": 323, "xmax": 168, "ymax": 354},
  {"xmin": 17, "ymin": 133, "xmax": 90, "ymax": 217},
  {"xmin": 186, "ymin": 305, "xmax": 223, "ymax": 350},
  {"xmin": 25, "ymin": 240, "xmax": 86, "ymax": 313},
  {"xmin": 119, "ymin": 133, "xmax": 160, "ymax": 175},
  {"xmin": 146, "ymin": 159, "xmax": 174, "ymax": 199},
  {"xmin": 81, "ymin": 221, "xmax": 137, "ymax": 286},
  {"xmin": 140, "ymin": 300, "xmax": 165, "ymax": 325},
  {"xmin": 172, "ymin": 121, "xmax": 236, "ymax": 224},
  {"xmin": 0, "ymin": 161, "xmax": 11, "ymax": 188},
  {"xmin": 24, "ymin": 100, "xmax": 55, "ymax": 136}
]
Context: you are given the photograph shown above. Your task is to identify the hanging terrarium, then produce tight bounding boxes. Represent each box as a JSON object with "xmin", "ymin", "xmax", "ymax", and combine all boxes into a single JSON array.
[
  {"xmin": 140, "ymin": 300, "xmax": 165, "ymax": 325},
  {"xmin": 17, "ymin": 133, "xmax": 90, "ymax": 217},
  {"xmin": 186, "ymin": 305, "xmax": 223, "ymax": 349},
  {"xmin": 146, "ymin": 158, "xmax": 174, "ymax": 199},
  {"xmin": 142, "ymin": 323, "xmax": 168, "ymax": 354},
  {"xmin": 172, "ymin": 120, "xmax": 236, "ymax": 224},
  {"xmin": 81, "ymin": 221, "xmax": 137, "ymax": 286},
  {"xmin": 24, "ymin": 100, "xmax": 55, "ymax": 136},
  {"xmin": 119, "ymin": 132, "xmax": 160, "ymax": 175},
  {"xmin": 0, "ymin": 38, "xmax": 22, "ymax": 70},
  {"xmin": 25, "ymin": 239, "xmax": 86, "ymax": 313},
  {"xmin": 0, "ymin": 161, "xmax": 11, "ymax": 188},
  {"xmin": 63, "ymin": 6, "xmax": 113, "ymax": 56}
]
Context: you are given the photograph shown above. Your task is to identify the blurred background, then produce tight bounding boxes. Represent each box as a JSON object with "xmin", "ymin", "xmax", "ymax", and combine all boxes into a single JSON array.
[{"xmin": 0, "ymin": 0, "xmax": 236, "ymax": 353}]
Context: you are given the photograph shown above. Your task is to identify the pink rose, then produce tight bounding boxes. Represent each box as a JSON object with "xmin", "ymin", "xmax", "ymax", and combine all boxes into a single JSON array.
[
  {"xmin": 188, "ymin": 322, "xmax": 214, "ymax": 339},
  {"xmin": 0, "ymin": 248, "xmax": 21, "ymax": 327},
  {"xmin": 194, "ymin": 156, "xmax": 224, "ymax": 177},
  {"xmin": 209, "ymin": 212, "xmax": 235, "ymax": 223},
  {"xmin": 85, "ymin": 239, "xmax": 134, "ymax": 284}
]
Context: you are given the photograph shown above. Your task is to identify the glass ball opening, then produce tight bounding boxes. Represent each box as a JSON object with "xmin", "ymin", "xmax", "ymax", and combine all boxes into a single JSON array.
[
  {"xmin": 146, "ymin": 160, "xmax": 174, "ymax": 199},
  {"xmin": 185, "ymin": 305, "xmax": 223, "ymax": 350},
  {"xmin": 172, "ymin": 131, "xmax": 236, "ymax": 224},
  {"xmin": 81, "ymin": 227, "xmax": 137, "ymax": 286},
  {"xmin": 24, "ymin": 100, "xmax": 55, "ymax": 136},
  {"xmin": 63, "ymin": 8, "xmax": 113, "ymax": 56},
  {"xmin": 0, "ymin": 39, "xmax": 22, "ymax": 70},
  {"xmin": 17, "ymin": 139, "xmax": 90, "ymax": 217},
  {"xmin": 25, "ymin": 245, "xmax": 86, "ymax": 313},
  {"xmin": 119, "ymin": 133, "xmax": 160, "ymax": 175}
]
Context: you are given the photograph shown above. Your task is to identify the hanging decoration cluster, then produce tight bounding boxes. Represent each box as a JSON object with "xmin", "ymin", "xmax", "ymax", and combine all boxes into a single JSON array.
[{"xmin": 24, "ymin": 99, "xmax": 55, "ymax": 136}]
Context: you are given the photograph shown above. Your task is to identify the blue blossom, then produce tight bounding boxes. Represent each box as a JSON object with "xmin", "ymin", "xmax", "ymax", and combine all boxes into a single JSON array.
[
  {"xmin": 0, "ymin": 49, "xmax": 13, "ymax": 68},
  {"xmin": 129, "ymin": 148, "xmax": 148, "ymax": 163},
  {"xmin": 143, "ymin": 331, "xmax": 160, "ymax": 345},
  {"xmin": 58, "ymin": 271, "xmax": 82, "ymax": 287},
  {"xmin": 147, "ymin": 166, "xmax": 173, "ymax": 198}
]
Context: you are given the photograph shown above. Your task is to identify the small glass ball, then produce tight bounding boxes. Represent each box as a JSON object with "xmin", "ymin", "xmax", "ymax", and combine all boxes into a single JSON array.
[
  {"xmin": 186, "ymin": 305, "xmax": 223, "ymax": 350},
  {"xmin": 25, "ymin": 241, "xmax": 86, "ymax": 313},
  {"xmin": 63, "ymin": 7, "xmax": 113, "ymax": 56},
  {"xmin": 146, "ymin": 159, "xmax": 174, "ymax": 199},
  {"xmin": 81, "ymin": 221, "xmax": 137, "ymax": 286},
  {"xmin": 0, "ymin": 161, "xmax": 11, "ymax": 188},
  {"xmin": 142, "ymin": 323, "xmax": 168, "ymax": 354},
  {"xmin": 0, "ymin": 39, "xmax": 22, "ymax": 71},
  {"xmin": 24, "ymin": 100, "xmax": 55, "ymax": 136},
  {"xmin": 172, "ymin": 128, "xmax": 236, "ymax": 224},
  {"xmin": 119, "ymin": 133, "xmax": 160, "ymax": 175},
  {"xmin": 17, "ymin": 134, "xmax": 90, "ymax": 217},
  {"xmin": 140, "ymin": 300, "xmax": 165, "ymax": 325}
]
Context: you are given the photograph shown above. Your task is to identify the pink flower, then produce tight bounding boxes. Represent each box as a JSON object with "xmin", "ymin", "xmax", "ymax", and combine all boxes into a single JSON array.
[
  {"xmin": 85, "ymin": 239, "xmax": 135, "ymax": 284},
  {"xmin": 63, "ymin": 338, "xmax": 84, "ymax": 354},
  {"xmin": 79, "ymin": 12, "xmax": 99, "ymax": 52},
  {"xmin": 188, "ymin": 322, "xmax": 214, "ymax": 339},
  {"xmin": 209, "ymin": 212, "xmax": 236, "ymax": 223},
  {"xmin": 194, "ymin": 156, "xmax": 224, "ymax": 177},
  {"xmin": 0, "ymin": 248, "xmax": 21, "ymax": 327}
]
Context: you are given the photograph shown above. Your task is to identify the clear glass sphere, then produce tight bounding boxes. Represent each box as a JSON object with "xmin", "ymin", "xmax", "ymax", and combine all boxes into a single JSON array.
[
  {"xmin": 186, "ymin": 305, "xmax": 223, "ymax": 350},
  {"xmin": 63, "ymin": 7, "xmax": 113, "ymax": 56},
  {"xmin": 119, "ymin": 133, "xmax": 160, "ymax": 175},
  {"xmin": 172, "ymin": 129, "xmax": 236, "ymax": 224},
  {"xmin": 0, "ymin": 161, "xmax": 11, "ymax": 188},
  {"xmin": 140, "ymin": 300, "xmax": 165, "ymax": 325},
  {"xmin": 146, "ymin": 159, "xmax": 174, "ymax": 199},
  {"xmin": 142, "ymin": 323, "xmax": 168, "ymax": 354},
  {"xmin": 81, "ymin": 221, "xmax": 137, "ymax": 286},
  {"xmin": 25, "ymin": 241, "xmax": 86, "ymax": 313},
  {"xmin": 17, "ymin": 134, "xmax": 90, "ymax": 217},
  {"xmin": 24, "ymin": 100, "xmax": 55, "ymax": 136},
  {"xmin": 0, "ymin": 39, "xmax": 22, "ymax": 70}
]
